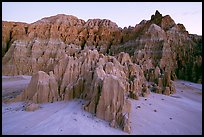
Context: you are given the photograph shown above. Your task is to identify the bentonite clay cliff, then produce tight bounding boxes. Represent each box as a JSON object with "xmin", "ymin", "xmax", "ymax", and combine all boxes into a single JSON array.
[{"xmin": 2, "ymin": 10, "xmax": 202, "ymax": 133}]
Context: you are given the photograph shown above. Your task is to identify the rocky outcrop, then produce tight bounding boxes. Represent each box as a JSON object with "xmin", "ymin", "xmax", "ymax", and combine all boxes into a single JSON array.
[
  {"xmin": 2, "ymin": 14, "xmax": 122, "ymax": 75},
  {"xmin": 3, "ymin": 10, "xmax": 202, "ymax": 133},
  {"xmin": 2, "ymin": 21, "xmax": 29, "ymax": 58},
  {"xmin": 15, "ymin": 71, "xmax": 58, "ymax": 103},
  {"xmin": 111, "ymin": 10, "xmax": 202, "ymax": 88},
  {"xmin": 3, "ymin": 11, "xmax": 201, "ymax": 84},
  {"xmin": 13, "ymin": 49, "xmax": 148, "ymax": 133}
]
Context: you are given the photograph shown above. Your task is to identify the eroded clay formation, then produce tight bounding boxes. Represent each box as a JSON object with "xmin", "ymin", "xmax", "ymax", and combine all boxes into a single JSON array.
[{"xmin": 2, "ymin": 10, "xmax": 202, "ymax": 133}]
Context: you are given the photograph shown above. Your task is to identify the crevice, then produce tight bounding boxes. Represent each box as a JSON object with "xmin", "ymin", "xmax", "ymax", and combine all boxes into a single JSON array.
[
  {"xmin": 25, "ymin": 26, "xmax": 28, "ymax": 34},
  {"xmin": 91, "ymin": 71, "xmax": 94, "ymax": 80},
  {"xmin": 48, "ymin": 84, "xmax": 51, "ymax": 102},
  {"xmin": 3, "ymin": 40, "xmax": 10, "ymax": 57},
  {"xmin": 94, "ymin": 83, "xmax": 102, "ymax": 113},
  {"xmin": 73, "ymin": 85, "xmax": 75, "ymax": 99},
  {"xmin": 81, "ymin": 39, "xmax": 86, "ymax": 50},
  {"xmin": 3, "ymin": 31, "xmax": 13, "ymax": 58},
  {"xmin": 106, "ymin": 40, "xmax": 113, "ymax": 55},
  {"xmin": 57, "ymin": 85, "xmax": 61, "ymax": 99},
  {"xmin": 95, "ymin": 43, "xmax": 98, "ymax": 49}
]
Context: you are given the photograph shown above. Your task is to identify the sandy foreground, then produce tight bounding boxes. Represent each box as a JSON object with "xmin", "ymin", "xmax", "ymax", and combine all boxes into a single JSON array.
[{"xmin": 2, "ymin": 76, "xmax": 202, "ymax": 135}]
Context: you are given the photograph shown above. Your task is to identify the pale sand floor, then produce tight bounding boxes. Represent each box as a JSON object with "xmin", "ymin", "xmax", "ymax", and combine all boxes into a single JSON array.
[
  {"xmin": 2, "ymin": 75, "xmax": 32, "ymax": 102},
  {"xmin": 2, "ymin": 76, "xmax": 202, "ymax": 135},
  {"xmin": 130, "ymin": 80, "xmax": 202, "ymax": 135}
]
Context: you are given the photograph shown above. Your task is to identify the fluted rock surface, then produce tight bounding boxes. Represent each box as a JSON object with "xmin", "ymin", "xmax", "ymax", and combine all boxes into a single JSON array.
[
  {"xmin": 111, "ymin": 10, "xmax": 202, "ymax": 89},
  {"xmin": 3, "ymin": 11, "xmax": 201, "ymax": 84},
  {"xmin": 2, "ymin": 14, "xmax": 122, "ymax": 75},
  {"xmin": 13, "ymin": 49, "xmax": 148, "ymax": 133},
  {"xmin": 3, "ymin": 10, "xmax": 202, "ymax": 133}
]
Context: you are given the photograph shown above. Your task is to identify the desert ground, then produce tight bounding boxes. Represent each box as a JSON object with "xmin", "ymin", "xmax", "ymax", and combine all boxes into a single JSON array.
[{"xmin": 2, "ymin": 76, "xmax": 202, "ymax": 135}]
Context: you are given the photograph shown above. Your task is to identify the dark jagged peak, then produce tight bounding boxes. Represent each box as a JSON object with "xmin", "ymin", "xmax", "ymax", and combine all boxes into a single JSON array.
[
  {"xmin": 150, "ymin": 10, "xmax": 177, "ymax": 31},
  {"xmin": 155, "ymin": 10, "xmax": 162, "ymax": 16},
  {"xmin": 33, "ymin": 14, "xmax": 85, "ymax": 26},
  {"xmin": 151, "ymin": 10, "xmax": 163, "ymax": 22},
  {"xmin": 84, "ymin": 18, "xmax": 118, "ymax": 29}
]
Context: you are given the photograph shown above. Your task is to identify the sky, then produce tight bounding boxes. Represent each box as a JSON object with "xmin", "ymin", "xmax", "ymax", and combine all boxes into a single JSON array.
[{"xmin": 2, "ymin": 2, "xmax": 202, "ymax": 35}]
